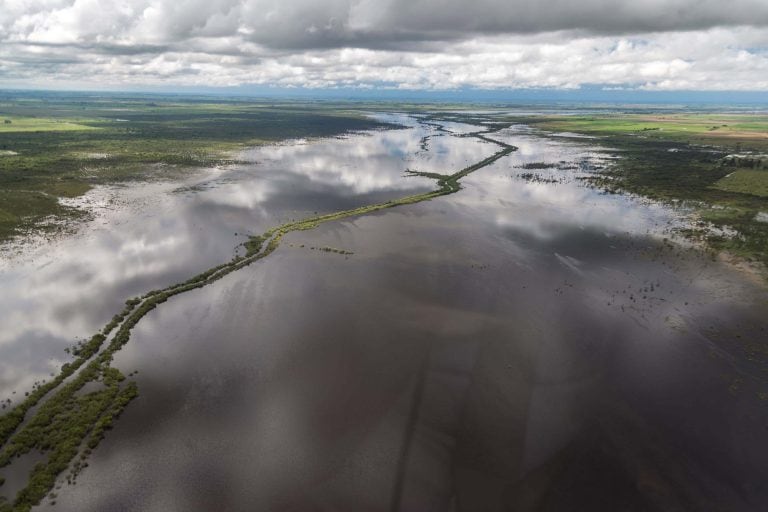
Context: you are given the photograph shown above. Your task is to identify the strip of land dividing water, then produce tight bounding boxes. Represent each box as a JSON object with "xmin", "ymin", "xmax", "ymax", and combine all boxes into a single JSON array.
[{"xmin": 0, "ymin": 122, "xmax": 515, "ymax": 511}]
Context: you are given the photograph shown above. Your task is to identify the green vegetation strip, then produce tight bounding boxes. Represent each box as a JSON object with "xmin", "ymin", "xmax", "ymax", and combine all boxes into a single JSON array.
[
  {"xmin": 712, "ymin": 170, "xmax": 768, "ymax": 198},
  {"xmin": 0, "ymin": 118, "xmax": 98, "ymax": 134},
  {"xmin": 0, "ymin": 123, "xmax": 515, "ymax": 511}
]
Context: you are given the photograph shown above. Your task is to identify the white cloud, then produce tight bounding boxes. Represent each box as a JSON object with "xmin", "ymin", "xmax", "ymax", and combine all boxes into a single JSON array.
[{"xmin": 0, "ymin": 1, "xmax": 767, "ymax": 91}]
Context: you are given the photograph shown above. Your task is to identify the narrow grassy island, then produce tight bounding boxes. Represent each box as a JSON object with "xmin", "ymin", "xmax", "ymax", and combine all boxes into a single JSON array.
[{"xmin": 0, "ymin": 122, "xmax": 516, "ymax": 511}]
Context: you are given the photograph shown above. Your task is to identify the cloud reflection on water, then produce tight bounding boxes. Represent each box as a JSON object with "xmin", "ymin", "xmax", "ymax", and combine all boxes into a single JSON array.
[{"xmin": 0, "ymin": 116, "xmax": 494, "ymax": 398}]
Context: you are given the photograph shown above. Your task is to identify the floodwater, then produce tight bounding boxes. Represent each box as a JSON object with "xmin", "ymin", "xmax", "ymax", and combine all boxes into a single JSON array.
[{"xmin": 2, "ymin": 115, "xmax": 768, "ymax": 511}]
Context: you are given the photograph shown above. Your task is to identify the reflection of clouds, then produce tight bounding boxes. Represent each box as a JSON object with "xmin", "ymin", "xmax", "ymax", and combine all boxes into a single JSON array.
[
  {"xmin": 490, "ymin": 181, "xmax": 665, "ymax": 239},
  {"xmin": 436, "ymin": 121, "xmax": 484, "ymax": 134},
  {"xmin": 412, "ymin": 133, "xmax": 495, "ymax": 174},
  {"xmin": 199, "ymin": 180, "xmax": 272, "ymax": 210},
  {"xmin": 0, "ymin": 115, "xmax": 495, "ymax": 394},
  {"xmin": 15, "ymin": 118, "xmax": 764, "ymax": 510},
  {"xmin": 0, "ymin": 186, "xmax": 200, "ymax": 339},
  {"xmin": 461, "ymin": 130, "xmax": 679, "ymax": 241},
  {"xmin": 9, "ymin": 119, "xmax": 660, "ymax": 398},
  {"xmin": 0, "ymin": 120, "xmax": 659, "ymax": 403},
  {"xmin": 240, "ymin": 121, "xmax": 493, "ymax": 195},
  {"xmin": 0, "ymin": 332, "xmax": 65, "ymax": 401}
]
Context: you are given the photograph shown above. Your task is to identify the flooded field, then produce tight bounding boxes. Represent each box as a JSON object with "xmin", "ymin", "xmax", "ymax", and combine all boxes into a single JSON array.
[{"xmin": 1, "ymin": 114, "xmax": 767, "ymax": 511}]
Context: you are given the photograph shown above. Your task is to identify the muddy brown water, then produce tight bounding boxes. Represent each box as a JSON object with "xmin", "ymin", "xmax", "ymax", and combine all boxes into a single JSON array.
[{"xmin": 1, "ymin": 116, "xmax": 767, "ymax": 511}]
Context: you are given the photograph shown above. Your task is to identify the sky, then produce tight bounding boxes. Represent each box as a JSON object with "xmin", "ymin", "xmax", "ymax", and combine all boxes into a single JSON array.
[{"xmin": 1, "ymin": 0, "xmax": 768, "ymax": 95}]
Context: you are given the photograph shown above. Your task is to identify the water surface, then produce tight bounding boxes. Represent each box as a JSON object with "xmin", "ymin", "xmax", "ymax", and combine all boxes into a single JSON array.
[{"xmin": 2, "ymin": 115, "xmax": 767, "ymax": 511}]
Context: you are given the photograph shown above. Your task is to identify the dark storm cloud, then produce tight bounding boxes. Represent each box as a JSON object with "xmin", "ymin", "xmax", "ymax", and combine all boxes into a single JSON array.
[
  {"xmin": 4, "ymin": 0, "xmax": 768, "ymax": 51},
  {"xmin": 163, "ymin": 0, "xmax": 768, "ymax": 50},
  {"xmin": 236, "ymin": 0, "xmax": 768, "ymax": 50},
  {"xmin": 348, "ymin": 0, "xmax": 768, "ymax": 39}
]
